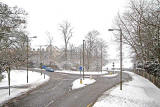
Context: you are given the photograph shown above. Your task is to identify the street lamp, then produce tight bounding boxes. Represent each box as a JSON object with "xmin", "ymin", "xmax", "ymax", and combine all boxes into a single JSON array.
[
  {"xmin": 27, "ymin": 36, "xmax": 37, "ymax": 83},
  {"xmin": 83, "ymin": 40, "xmax": 85, "ymax": 80},
  {"xmin": 108, "ymin": 28, "xmax": 123, "ymax": 90},
  {"xmin": 38, "ymin": 45, "xmax": 48, "ymax": 78},
  {"xmin": 101, "ymin": 45, "xmax": 103, "ymax": 73}
]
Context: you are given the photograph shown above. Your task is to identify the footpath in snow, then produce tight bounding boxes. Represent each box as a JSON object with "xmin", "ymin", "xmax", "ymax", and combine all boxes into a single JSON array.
[
  {"xmin": 93, "ymin": 71, "xmax": 160, "ymax": 107},
  {"xmin": 0, "ymin": 70, "xmax": 49, "ymax": 105}
]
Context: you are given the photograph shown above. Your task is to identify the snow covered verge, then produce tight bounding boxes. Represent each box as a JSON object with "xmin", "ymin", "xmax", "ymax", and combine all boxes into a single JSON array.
[
  {"xmin": 55, "ymin": 70, "xmax": 108, "ymax": 75},
  {"xmin": 72, "ymin": 78, "xmax": 96, "ymax": 90},
  {"xmin": 103, "ymin": 73, "xmax": 118, "ymax": 78},
  {"xmin": 93, "ymin": 71, "xmax": 160, "ymax": 107},
  {"xmin": 0, "ymin": 70, "xmax": 50, "ymax": 105}
]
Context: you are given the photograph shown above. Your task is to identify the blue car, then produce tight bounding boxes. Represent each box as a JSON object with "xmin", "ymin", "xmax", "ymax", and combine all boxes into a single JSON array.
[{"xmin": 45, "ymin": 67, "xmax": 54, "ymax": 72}]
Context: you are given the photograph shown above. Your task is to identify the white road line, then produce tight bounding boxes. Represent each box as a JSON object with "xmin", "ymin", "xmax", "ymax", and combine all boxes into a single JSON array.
[{"xmin": 45, "ymin": 99, "xmax": 55, "ymax": 107}]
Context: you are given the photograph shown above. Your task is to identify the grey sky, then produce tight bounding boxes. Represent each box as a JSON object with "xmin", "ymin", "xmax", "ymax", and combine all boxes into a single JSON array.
[{"xmin": 1, "ymin": 0, "xmax": 132, "ymax": 68}]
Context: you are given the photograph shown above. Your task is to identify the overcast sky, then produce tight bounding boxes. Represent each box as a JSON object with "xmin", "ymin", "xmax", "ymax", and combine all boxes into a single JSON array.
[{"xmin": 1, "ymin": 0, "xmax": 132, "ymax": 68}]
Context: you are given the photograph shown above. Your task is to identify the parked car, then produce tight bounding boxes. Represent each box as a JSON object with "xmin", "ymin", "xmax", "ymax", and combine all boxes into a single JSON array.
[{"xmin": 45, "ymin": 67, "xmax": 54, "ymax": 72}]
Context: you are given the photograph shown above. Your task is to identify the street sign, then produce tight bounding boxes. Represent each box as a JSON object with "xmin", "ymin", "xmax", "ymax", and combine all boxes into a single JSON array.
[
  {"xmin": 42, "ymin": 65, "xmax": 46, "ymax": 69},
  {"xmin": 79, "ymin": 66, "xmax": 82, "ymax": 71}
]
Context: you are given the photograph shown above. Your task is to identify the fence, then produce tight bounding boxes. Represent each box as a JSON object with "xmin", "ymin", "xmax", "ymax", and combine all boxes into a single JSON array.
[{"xmin": 134, "ymin": 69, "xmax": 160, "ymax": 88}]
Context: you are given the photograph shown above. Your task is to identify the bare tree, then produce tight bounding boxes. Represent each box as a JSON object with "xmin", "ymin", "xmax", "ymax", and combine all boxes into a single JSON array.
[
  {"xmin": 114, "ymin": 0, "xmax": 160, "ymax": 64},
  {"xmin": 59, "ymin": 21, "xmax": 73, "ymax": 63},
  {"xmin": 85, "ymin": 30, "xmax": 100, "ymax": 71}
]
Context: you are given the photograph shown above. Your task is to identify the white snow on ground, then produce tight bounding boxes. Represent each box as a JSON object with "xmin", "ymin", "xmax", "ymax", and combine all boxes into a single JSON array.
[
  {"xmin": 55, "ymin": 70, "xmax": 108, "ymax": 75},
  {"xmin": 103, "ymin": 73, "xmax": 118, "ymax": 78},
  {"xmin": 34, "ymin": 68, "xmax": 44, "ymax": 70},
  {"xmin": 72, "ymin": 78, "xmax": 96, "ymax": 90},
  {"xmin": 94, "ymin": 71, "xmax": 160, "ymax": 107},
  {"xmin": 0, "ymin": 70, "xmax": 49, "ymax": 105}
]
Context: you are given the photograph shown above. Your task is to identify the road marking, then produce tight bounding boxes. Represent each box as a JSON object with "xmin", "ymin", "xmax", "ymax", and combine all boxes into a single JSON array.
[{"xmin": 45, "ymin": 99, "xmax": 55, "ymax": 107}]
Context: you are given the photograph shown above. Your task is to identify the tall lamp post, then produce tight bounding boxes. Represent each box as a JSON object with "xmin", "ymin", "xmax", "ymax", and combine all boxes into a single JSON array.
[
  {"xmin": 38, "ymin": 45, "xmax": 48, "ymax": 79},
  {"xmin": 108, "ymin": 28, "xmax": 122, "ymax": 90},
  {"xmin": 112, "ymin": 62, "xmax": 115, "ymax": 74},
  {"xmin": 27, "ymin": 36, "xmax": 37, "ymax": 83},
  {"xmin": 83, "ymin": 40, "xmax": 85, "ymax": 80},
  {"xmin": 101, "ymin": 45, "xmax": 103, "ymax": 73}
]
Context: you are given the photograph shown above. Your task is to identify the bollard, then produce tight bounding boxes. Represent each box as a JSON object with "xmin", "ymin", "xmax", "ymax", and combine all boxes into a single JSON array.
[
  {"xmin": 90, "ymin": 75, "xmax": 92, "ymax": 79},
  {"xmin": 110, "ymin": 72, "xmax": 112, "ymax": 75},
  {"xmin": 80, "ymin": 78, "xmax": 82, "ymax": 84}
]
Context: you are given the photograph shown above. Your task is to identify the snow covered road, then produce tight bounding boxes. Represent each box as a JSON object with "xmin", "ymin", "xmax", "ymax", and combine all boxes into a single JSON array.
[{"xmin": 3, "ymin": 70, "xmax": 131, "ymax": 107}]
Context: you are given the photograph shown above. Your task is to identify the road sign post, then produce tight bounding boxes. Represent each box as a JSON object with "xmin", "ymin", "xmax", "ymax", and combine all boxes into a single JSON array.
[
  {"xmin": 79, "ymin": 66, "xmax": 82, "ymax": 75},
  {"xmin": 79, "ymin": 66, "xmax": 83, "ymax": 84}
]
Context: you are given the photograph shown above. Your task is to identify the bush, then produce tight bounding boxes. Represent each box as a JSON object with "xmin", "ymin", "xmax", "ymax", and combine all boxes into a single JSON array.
[{"xmin": 144, "ymin": 61, "xmax": 160, "ymax": 77}]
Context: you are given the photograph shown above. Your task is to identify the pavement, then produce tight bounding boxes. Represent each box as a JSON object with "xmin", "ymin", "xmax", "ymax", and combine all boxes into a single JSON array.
[{"xmin": 2, "ymin": 69, "xmax": 131, "ymax": 107}]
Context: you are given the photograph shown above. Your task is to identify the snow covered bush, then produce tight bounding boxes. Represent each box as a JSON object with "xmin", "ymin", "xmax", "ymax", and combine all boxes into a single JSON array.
[{"xmin": 144, "ymin": 61, "xmax": 160, "ymax": 77}]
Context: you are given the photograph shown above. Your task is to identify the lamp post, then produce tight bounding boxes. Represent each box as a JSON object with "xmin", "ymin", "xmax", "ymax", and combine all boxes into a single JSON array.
[
  {"xmin": 108, "ymin": 28, "xmax": 122, "ymax": 90},
  {"xmin": 101, "ymin": 45, "xmax": 103, "ymax": 73},
  {"xmin": 38, "ymin": 45, "xmax": 48, "ymax": 79},
  {"xmin": 112, "ymin": 62, "xmax": 115, "ymax": 74},
  {"xmin": 26, "ymin": 36, "xmax": 37, "ymax": 83},
  {"xmin": 83, "ymin": 40, "xmax": 85, "ymax": 80}
]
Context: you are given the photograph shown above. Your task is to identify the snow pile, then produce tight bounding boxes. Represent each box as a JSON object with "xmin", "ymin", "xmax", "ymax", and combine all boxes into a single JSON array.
[
  {"xmin": 56, "ymin": 70, "xmax": 107, "ymax": 75},
  {"xmin": 0, "ymin": 70, "xmax": 48, "ymax": 87},
  {"xmin": 0, "ymin": 70, "xmax": 49, "ymax": 105},
  {"xmin": 72, "ymin": 78, "xmax": 96, "ymax": 90},
  {"xmin": 103, "ymin": 73, "xmax": 118, "ymax": 78},
  {"xmin": 94, "ymin": 71, "xmax": 160, "ymax": 107},
  {"xmin": 34, "ymin": 68, "xmax": 43, "ymax": 70}
]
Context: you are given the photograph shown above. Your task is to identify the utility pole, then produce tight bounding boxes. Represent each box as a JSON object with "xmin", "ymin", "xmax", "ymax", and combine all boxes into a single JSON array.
[
  {"xmin": 120, "ymin": 29, "xmax": 122, "ymax": 90},
  {"xmin": 38, "ymin": 45, "xmax": 48, "ymax": 79},
  {"xmin": 40, "ymin": 46, "xmax": 42, "ymax": 75},
  {"xmin": 27, "ymin": 37, "xmax": 29, "ymax": 83},
  {"xmin": 83, "ymin": 40, "xmax": 85, "ymax": 80},
  {"xmin": 112, "ymin": 62, "xmax": 115, "ymax": 74},
  {"xmin": 108, "ymin": 28, "xmax": 123, "ymax": 90},
  {"xmin": 26, "ymin": 36, "xmax": 37, "ymax": 83},
  {"xmin": 101, "ymin": 45, "xmax": 102, "ymax": 73}
]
